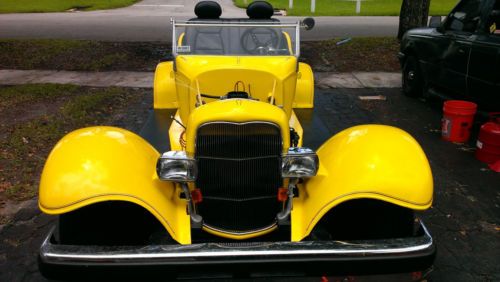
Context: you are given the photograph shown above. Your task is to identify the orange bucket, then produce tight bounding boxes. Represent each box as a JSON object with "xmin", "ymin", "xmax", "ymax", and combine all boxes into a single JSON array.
[{"xmin": 442, "ymin": 100, "xmax": 477, "ymax": 143}]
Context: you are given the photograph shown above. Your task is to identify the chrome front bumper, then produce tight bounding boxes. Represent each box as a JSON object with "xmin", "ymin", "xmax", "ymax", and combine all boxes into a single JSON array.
[{"xmin": 40, "ymin": 220, "xmax": 435, "ymax": 276}]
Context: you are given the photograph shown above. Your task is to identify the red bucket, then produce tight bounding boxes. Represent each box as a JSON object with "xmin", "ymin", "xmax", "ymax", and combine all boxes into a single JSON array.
[
  {"xmin": 475, "ymin": 113, "xmax": 500, "ymax": 164},
  {"xmin": 441, "ymin": 100, "xmax": 477, "ymax": 143}
]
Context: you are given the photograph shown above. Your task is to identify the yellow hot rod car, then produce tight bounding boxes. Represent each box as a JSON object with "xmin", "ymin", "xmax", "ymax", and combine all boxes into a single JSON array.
[{"xmin": 38, "ymin": 1, "xmax": 435, "ymax": 279}]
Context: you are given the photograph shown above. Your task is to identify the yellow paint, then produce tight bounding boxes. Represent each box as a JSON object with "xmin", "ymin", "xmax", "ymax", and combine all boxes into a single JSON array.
[
  {"xmin": 178, "ymin": 32, "xmax": 185, "ymax": 46},
  {"xmin": 168, "ymin": 110, "xmax": 185, "ymax": 151},
  {"xmin": 154, "ymin": 61, "xmax": 178, "ymax": 109},
  {"xmin": 291, "ymin": 125, "xmax": 433, "ymax": 241},
  {"xmin": 174, "ymin": 55, "xmax": 298, "ymax": 123},
  {"xmin": 203, "ymin": 225, "xmax": 277, "ymax": 240},
  {"xmin": 289, "ymin": 110, "xmax": 303, "ymax": 147},
  {"xmin": 38, "ymin": 127, "xmax": 191, "ymax": 244},
  {"xmin": 153, "ymin": 54, "xmax": 314, "ymax": 111},
  {"xmin": 294, "ymin": 63, "xmax": 314, "ymax": 108},
  {"xmin": 282, "ymin": 31, "xmax": 293, "ymax": 54},
  {"xmin": 184, "ymin": 99, "xmax": 291, "ymax": 154}
]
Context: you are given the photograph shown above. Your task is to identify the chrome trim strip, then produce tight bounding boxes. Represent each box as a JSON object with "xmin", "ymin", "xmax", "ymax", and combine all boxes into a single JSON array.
[
  {"xmin": 40, "ymin": 221, "xmax": 434, "ymax": 266},
  {"xmin": 172, "ymin": 18, "xmax": 177, "ymax": 57},
  {"xmin": 197, "ymin": 120, "xmax": 282, "ymax": 127},
  {"xmin": 196, "ymin": 155, "xmax": 279, "ymax": 161},
  {"xmin": 203, "ymin": 221, "xmax": 277, "ymax": 236},
  {"xmin": 174, "ymin": 23, "xmax": 299, "ymax": 28},
  {"xmin": 175, "ymin": 20, "xmax": 300, "ymax": 25},
  {"xmin": 171, "ymin": 21, "xmax": 300, "ymax": 57},
  {"xmin": 295, "ymin": 21, "xmax": 300, "ymax": 57}
]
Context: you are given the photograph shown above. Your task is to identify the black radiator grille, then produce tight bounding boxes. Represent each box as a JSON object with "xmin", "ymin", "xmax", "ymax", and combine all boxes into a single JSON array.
[{"xmin": 195, "ymin": 122, "xmax": 283, "ymax": 233}]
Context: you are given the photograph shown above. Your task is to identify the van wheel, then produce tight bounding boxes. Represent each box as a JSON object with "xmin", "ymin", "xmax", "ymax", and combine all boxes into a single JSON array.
[{"xmin": 402, "ymin": 56, "xmax": 423, "ymax": 97}]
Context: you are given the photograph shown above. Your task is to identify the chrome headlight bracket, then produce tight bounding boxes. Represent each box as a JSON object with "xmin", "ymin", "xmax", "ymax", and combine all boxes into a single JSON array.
[
  {"xmin": 156, "ymin": 151, "xmax": 202, "ymax": 226},
  {"xmin": 278, "ymin": 147, "xmax": 319, "ymax": 224}
]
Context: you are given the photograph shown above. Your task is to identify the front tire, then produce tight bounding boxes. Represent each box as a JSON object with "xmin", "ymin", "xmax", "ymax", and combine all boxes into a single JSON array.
[{"xmin": 402, "ymin": 56, "xmax": 423, "ymax": 97}]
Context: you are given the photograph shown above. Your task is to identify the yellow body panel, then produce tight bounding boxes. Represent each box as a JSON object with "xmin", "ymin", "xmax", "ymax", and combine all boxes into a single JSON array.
[
  {"xmin": 202, "ymin": 225, "xmax": 278, "ymax": 240},
  {"xmin": 291, "ymin": 125, "xmax": 433, "ymax": 241},
  {"xmin": 153, "ymin": 56, "xmax": 314, "ymax": 111},
  {"xmin": 294, "ymin": 63, "xmax": 314, "ymax": 108},
  {"xmin": 282, "ymin": 31, "xmax": 293, "ymax": 54},
  {"xmin": 174, "ymin": 56, "xmax": 298, "ymax": 122},
  {"xmin": 168, "ymin": 110, "xmax": 185, "ymax": 151},
  {"xmin": 184, "ymin": 99, "xmax": 291, "ymax": 154},
  {"xmin": 38, "ymin": 127, "xmax": 191, "ymax": 244},
  {"xmin": 154, "ymin": 61, "xmax": 178, "ymax": 109},
  {"xmin": 289, "ymin": 110, "xmax": 304, "ymax": 147}
]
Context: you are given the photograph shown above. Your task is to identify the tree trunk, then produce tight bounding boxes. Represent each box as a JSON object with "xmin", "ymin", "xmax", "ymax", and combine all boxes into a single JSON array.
[{"xmin": 398, "ymin": 0, "xmax": 431, "ymax": 40}]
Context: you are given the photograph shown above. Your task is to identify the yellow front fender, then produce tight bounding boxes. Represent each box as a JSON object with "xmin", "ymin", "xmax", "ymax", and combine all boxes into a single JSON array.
[
  {"xmin": 38, "ymin": 127, "xmax": 191, "ymax": 244},
  {"xmin": 291, "ymin": 125, "xmax": 433, "ymax": 241}
]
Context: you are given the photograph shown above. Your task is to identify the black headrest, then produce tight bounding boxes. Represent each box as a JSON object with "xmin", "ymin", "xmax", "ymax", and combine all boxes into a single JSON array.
[
  {"xmin": 247, "ymin": 1, "xmax": 274, "ymax": 19},
  {"xmin": 195, "ymin": 1, "xmax": 222, "ymax": 19}
]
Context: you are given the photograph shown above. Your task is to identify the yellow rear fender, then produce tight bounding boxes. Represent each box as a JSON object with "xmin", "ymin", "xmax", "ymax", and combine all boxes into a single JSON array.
[
  {"xmin": 38, "ymin": 127, "xmax": 191, "ymax": 244},
  {"xmin": 293, "ymin": 63, "xmax": 314, "ymax": 108},
  {"xmin": 154, "ymin": 61, "xmax": 178, "ymax": 109},
  {"xmin": 291, "ymin": 125, "xmax": 433, "ymax": 241}
]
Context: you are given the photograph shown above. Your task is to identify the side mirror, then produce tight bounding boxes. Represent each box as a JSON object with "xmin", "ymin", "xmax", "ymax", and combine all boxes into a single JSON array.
[
  {"xmin": 302, "ymin": 17, "xmax": 315, "ymax": 30},
  {"xmin": 429, "ymin": 16, "xmax": 442, "ymax": 28}
]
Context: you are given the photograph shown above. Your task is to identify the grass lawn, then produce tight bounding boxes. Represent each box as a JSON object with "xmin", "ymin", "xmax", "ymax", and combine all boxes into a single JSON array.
[
  {"xmin": 301, "ymin": 37, "xmax": 400, "ymax": 72},
  {"xmin": 0, "ymin": 0, "xmax": 138, "ymax": 13},
  {"xmin": 0, "ymin": 84, "xmax": 149, "ymax": 206},
  {"xmin": 0, "ymin": 39, "xmax": 168, "ymax": 72},
  {"xmin": 234, "ymin": 0, "xmax": 459, "ymax": 16},
  {"xmin": 0, "ymin": 38, "xmax": 400, "ymax": 72}
]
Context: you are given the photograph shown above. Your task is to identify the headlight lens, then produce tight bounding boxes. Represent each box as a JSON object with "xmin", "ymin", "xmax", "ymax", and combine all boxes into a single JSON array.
[
  {"xmin": 282, "ymin": 147, "xmax": 319, "ymax": 178},
  {"xmin": 157, "ymin": 151, "xmax": 197, "ymax": 182}
]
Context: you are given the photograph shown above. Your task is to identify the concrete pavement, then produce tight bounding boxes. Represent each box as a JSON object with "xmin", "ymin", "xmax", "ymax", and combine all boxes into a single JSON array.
[
  {"xmin": 0, "ymin": 0, "xmax": 399, "ymax": 42},
  {"xmin": 0, "ymin": 70, "xmax": 154, "ymax": 88},
  {"xmin": 0, "ymin": 69, "xmax": 402, "ymax": 88}
]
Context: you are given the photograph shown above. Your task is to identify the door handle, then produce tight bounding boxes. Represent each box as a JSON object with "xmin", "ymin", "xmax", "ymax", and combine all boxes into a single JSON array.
[{"xmin": 458, "ymin": 48, "xmax": 465, "ymax": 54}]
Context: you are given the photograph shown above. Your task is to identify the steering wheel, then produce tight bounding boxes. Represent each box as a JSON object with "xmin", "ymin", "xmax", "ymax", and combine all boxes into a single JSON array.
[{"xmin": 241, "ymin": 27, "xmax": 281, "ymax": 55}]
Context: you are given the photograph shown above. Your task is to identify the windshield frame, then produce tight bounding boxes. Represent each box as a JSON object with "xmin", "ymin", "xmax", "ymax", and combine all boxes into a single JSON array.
[{"xmin": 171, "ymin": 19, "xmax": 301, "ymax": 57}]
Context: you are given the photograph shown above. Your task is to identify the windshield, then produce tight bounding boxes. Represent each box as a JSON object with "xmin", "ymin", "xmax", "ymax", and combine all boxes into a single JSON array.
[{"xmin": 172, "ymin": 20, "xmax": 299, "ymax": 57}]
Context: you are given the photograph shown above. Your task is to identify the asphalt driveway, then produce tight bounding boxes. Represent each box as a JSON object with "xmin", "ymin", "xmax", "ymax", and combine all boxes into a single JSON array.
[{"xmin": 0, "ymin": 88, "xmax": 498, "ymax": 281}]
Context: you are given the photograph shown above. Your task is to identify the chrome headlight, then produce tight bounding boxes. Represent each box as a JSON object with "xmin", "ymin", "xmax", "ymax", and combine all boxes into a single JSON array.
[
  {"xmin": 156, "ymin": 151, "xmax": 197, "ymax": 182},
  {"xmin": 282, "ymin": 147, "xmax": 319, "ymax": 178}
]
